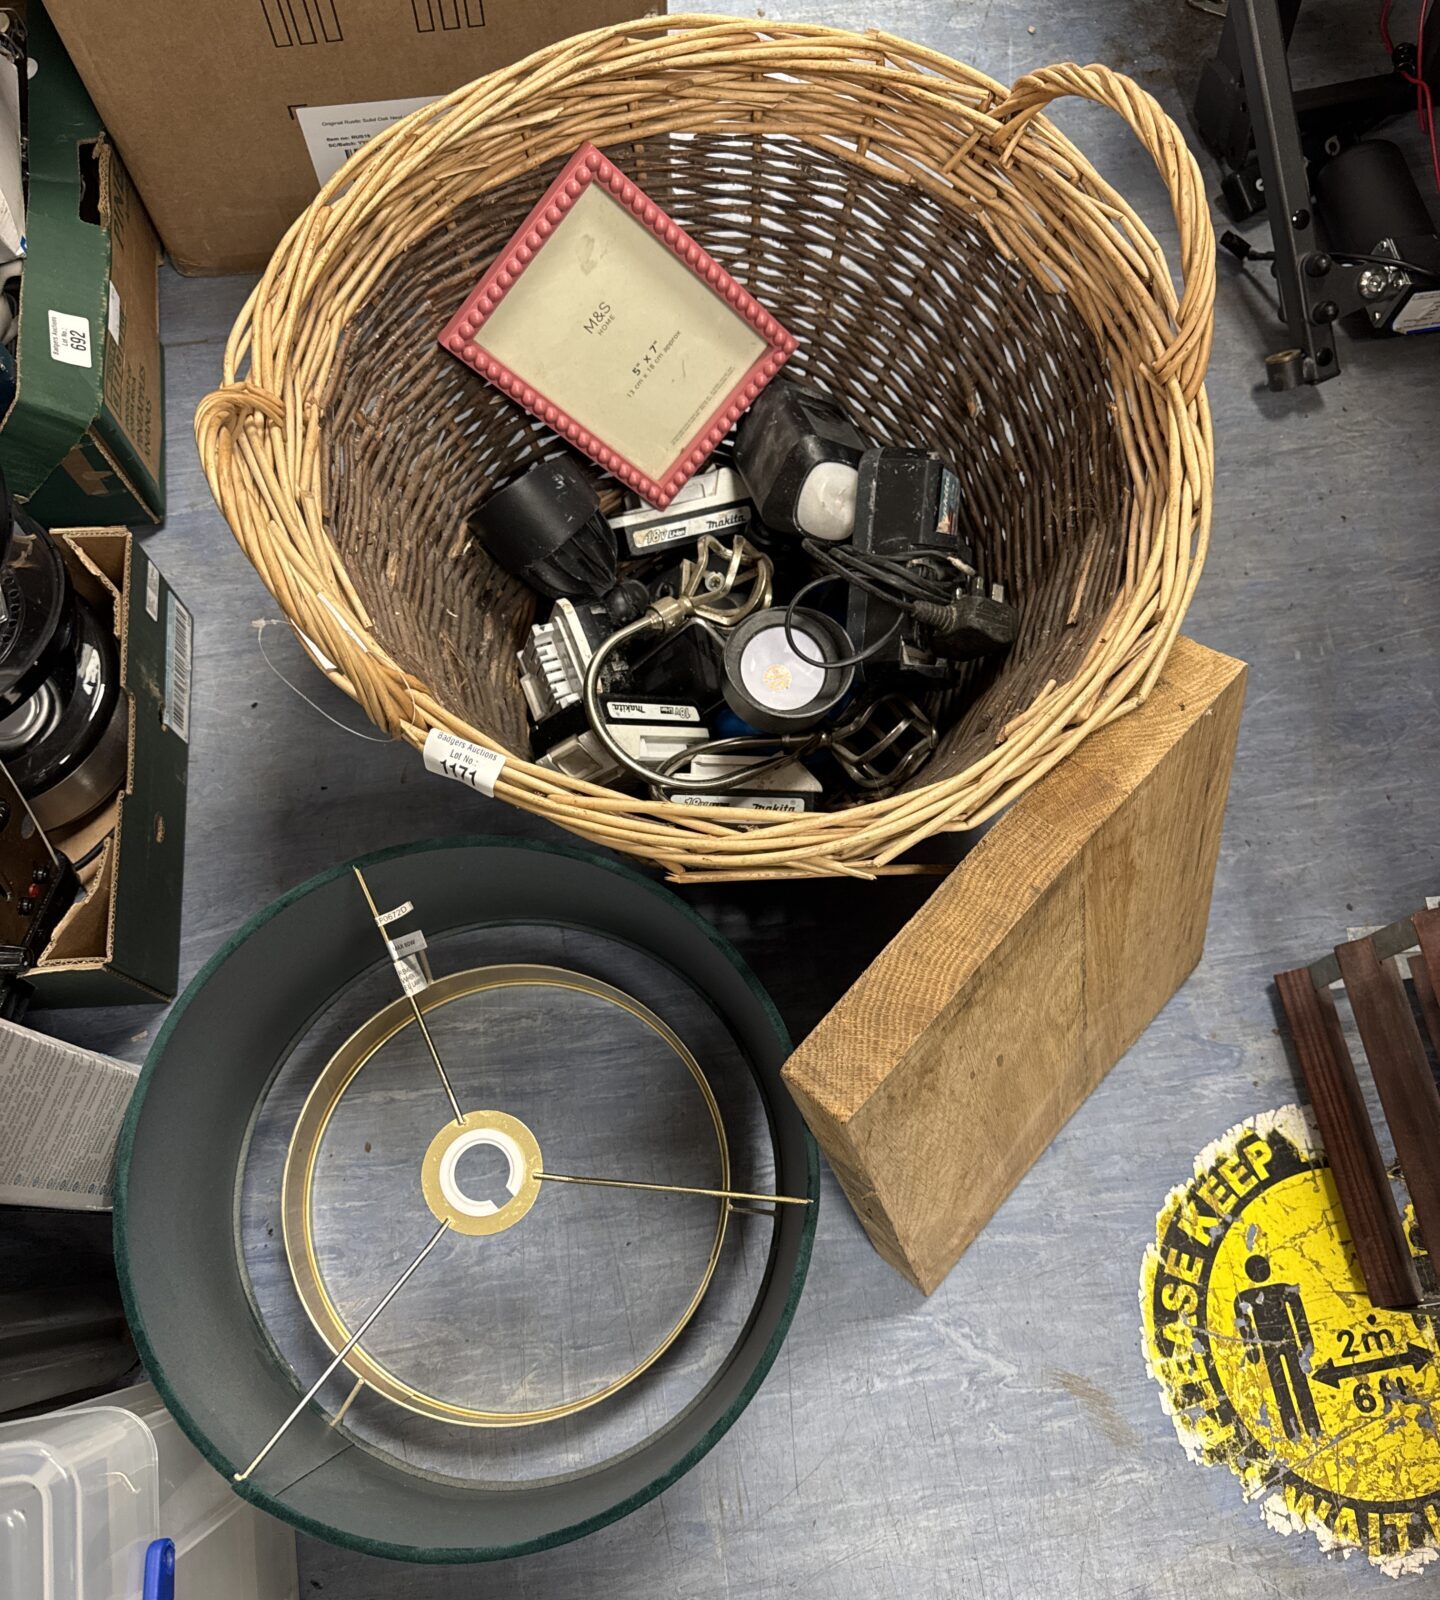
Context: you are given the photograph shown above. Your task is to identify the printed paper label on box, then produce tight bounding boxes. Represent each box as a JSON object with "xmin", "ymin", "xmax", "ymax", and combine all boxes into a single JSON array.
[
  {"xmin": 0, "ymin": 1018, "xmax": 138, "ymax": 1210},
  {"xmin": 165, "ymin": 595, "xmax": 193, "ymax": 744},
  {"xmin": 107, "ymin": 280, "xmax": 122, "ymax": 343},
  {"xmin": 47, "ymin": 309, "xmax": 92, "ymax": 367},
  {"xmin": 297, "ymin": 96, "xmax": 438, "ymax": 186},
  {"xmin": 1394, "ymin": 289, "xmax": 1440, "ymax": 335},
  {"xmin": 144, "ymin": 553, "xmax": 160, "ymax": 620}
]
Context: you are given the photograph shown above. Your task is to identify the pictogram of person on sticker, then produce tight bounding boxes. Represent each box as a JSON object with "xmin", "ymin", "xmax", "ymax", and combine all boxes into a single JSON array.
[{"xmin": 1233, "ymin": 1253, "xmax": 1321, "ymax": 1441}]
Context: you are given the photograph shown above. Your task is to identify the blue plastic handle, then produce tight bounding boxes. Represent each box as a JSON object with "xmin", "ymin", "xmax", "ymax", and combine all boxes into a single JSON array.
[{"xmin": 142, "ymin": 1538, "xmax": 175, "ymax": 1600}]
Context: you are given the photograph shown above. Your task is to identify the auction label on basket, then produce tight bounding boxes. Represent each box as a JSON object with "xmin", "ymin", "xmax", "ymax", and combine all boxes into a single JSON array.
[
  {"xmin": 1140, "ymin": 1106, "xmax": 1440, "ymax": 1576},
  {"xmin": 423, "ymin": 729, "xmax": 506, "ymax": 796}
]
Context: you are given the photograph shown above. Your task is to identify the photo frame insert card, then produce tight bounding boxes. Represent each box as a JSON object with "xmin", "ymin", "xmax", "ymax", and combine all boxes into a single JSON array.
[{"xmin": 439, "ymin": 143, "xmax": 797, "ymax": 508}]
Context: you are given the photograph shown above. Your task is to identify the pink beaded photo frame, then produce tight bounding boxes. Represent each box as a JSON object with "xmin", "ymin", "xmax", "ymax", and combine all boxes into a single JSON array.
[{"xmin": 439, "ymin": 143, "xmax": 796, "ymax": 508}]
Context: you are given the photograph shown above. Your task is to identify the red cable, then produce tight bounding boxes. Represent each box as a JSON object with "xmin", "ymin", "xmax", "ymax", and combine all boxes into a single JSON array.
[
  {"xmin": 1419, "ymin": 0, "xmax": 1440, "ymax": 194},
  {"xmin": 1379, "ymin": 0, "xmax": 1440, "ymax": 193},
  {"xmin": 1424, "ymin": 90, "xmax": 1440, "ymax": 194},
  {"xmin": 1417, "ymin": 1, "xmax": 1431, "ymax": 102}
]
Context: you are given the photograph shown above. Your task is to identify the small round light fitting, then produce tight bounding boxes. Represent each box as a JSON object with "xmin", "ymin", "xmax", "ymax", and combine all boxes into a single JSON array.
[{"xmin": 722, "ymin": 608, "xmax": 854, "ymax": 734}]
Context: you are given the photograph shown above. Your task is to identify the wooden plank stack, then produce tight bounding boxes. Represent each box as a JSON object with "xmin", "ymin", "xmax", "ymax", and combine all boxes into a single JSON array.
[{"xmin": 1276, "ymin": 906, "xmax": 1440, "ymax": 1309}]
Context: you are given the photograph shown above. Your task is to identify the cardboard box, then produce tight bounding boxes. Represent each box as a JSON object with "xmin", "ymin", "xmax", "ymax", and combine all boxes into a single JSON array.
[
  {"xmin": 28, "ymin": 529, "xmax": 189, "ymax": 1006},
  {"xmin": 43, "ymin": 0, "xmax": 661, "ymax": 276},
  {"xmin": 0, "ymin": 1016, "xmax": 137, "ymax": 1209},
  {"xmin": 0, "ymin": 3, "xmax": 164, "ymax": 525}
]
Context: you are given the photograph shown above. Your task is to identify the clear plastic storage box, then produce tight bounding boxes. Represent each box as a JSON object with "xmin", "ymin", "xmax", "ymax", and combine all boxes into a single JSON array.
[{"xmin": 0, "ymin": 1381, "xmax": 298, "ymax": 1599}]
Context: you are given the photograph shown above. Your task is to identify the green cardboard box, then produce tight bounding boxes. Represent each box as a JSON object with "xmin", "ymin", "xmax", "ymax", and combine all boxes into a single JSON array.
[
  {"xmin": 0, "ymin": 2, "xmax": 163, "ymax": 525},
  {"xmin": 30, "ymin": 528, "xmax": 188, "ymax": 1005}
]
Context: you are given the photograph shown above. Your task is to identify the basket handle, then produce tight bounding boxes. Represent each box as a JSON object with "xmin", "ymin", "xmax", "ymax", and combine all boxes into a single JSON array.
[{"xmin": 988, "ymin": 63, "xmax": 1215, "ymax": 401}]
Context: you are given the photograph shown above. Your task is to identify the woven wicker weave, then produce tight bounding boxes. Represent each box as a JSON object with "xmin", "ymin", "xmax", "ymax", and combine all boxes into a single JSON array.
[{"xmin": 197, "ymin": 16, "xmax": 1214, "ymax": 882}]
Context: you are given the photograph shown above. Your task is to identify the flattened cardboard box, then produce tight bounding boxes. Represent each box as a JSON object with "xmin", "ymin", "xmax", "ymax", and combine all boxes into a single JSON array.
[
  {"xmin": 43, "ymin": 0, "xmax": 660, "ymax": 275},
  {"xmin": 0, "ymin": 1015, "xmax": 137, "ymax": 1208},
  {"xmin": 0, "ymin": 2, "xmax": 163, "ymax": 525},
  {"xmin": 30, "ymin": 529, "xmax": 189, "ymax": 1006}
]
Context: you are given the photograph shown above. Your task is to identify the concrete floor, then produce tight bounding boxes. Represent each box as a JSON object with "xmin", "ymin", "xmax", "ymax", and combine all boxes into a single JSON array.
[{"xmin": 34, "ymin": 0, "xmax": 1440, "ymax": 1595}]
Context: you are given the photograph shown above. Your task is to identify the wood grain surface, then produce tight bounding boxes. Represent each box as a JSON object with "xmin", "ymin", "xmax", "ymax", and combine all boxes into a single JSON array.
[
  {"xmin": 1412, "ymin": 909, "xmax": 1440, "ymax": 1059},
  {"xmin": 784, "ymin": 638, "xmax": 1246, "ymax": 1291},
  {"xmin": 1333, "ymin": 935, "xmax": 1440, "ymax": 1273},
  {"xmin": 1274, "ymin": 965, "xmax": 1420, "ymax": 1308}
]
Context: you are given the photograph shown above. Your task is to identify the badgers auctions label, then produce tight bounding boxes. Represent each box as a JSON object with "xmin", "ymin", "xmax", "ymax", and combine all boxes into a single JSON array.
[{"xmin": 1140, "ymin": 1106, "xmax": 1440, "ymax": 1576}]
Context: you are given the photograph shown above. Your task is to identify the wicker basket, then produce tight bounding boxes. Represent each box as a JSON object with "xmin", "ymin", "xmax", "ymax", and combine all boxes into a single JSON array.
[{"xmin": 197, "ymin": 16, "xmax": 1214, "ymax": 883}]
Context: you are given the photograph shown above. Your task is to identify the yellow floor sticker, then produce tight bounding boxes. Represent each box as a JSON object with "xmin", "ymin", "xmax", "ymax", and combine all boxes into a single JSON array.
[{"xmin": 1141, "ymin": 1105, "xmax": 1440, "ymax": 1576}]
